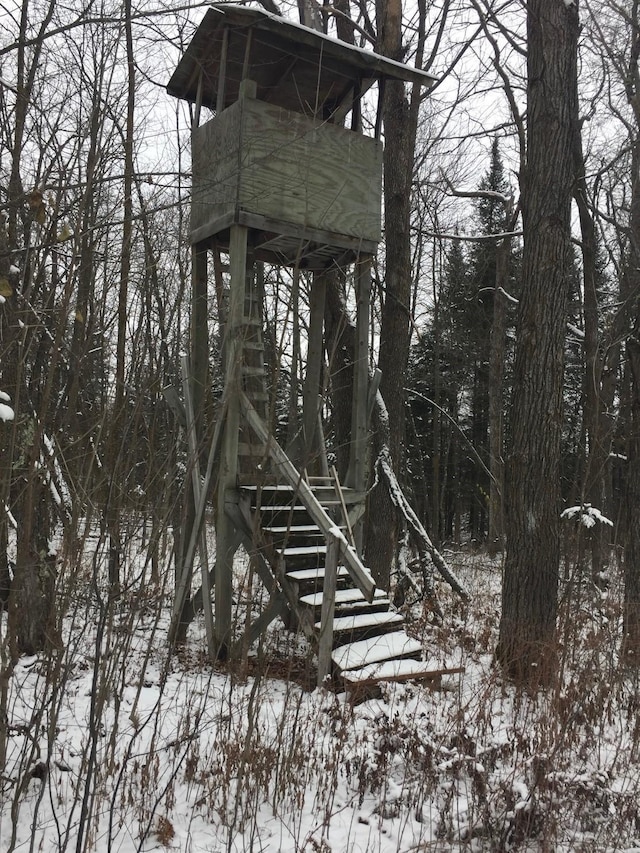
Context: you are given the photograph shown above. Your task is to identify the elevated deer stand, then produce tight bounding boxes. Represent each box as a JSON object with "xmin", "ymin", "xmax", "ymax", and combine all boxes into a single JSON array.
[{"xmin": 167, "ymin": 6, "xmax": 454, "ymax": 691}]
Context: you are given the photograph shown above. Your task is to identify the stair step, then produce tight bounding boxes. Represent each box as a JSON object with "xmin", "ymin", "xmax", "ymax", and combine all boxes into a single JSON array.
[
  {"xmin": 331, "ymin": 631, "xmax": 423, "ymax": 673},
  {"xmin": 277, "ymin": 544, "xmax": 326, "ymax": 559},
  {"xmin": 242, "ymin": 341, "xmax": 264, "ymax": 351},
  {"xmin": 258, "ymin": 504, "xmax": 308, "ymax": 512},
  {"xmin": 287, "ymin": 565, "xmax": 350, "ymax": 583},
  {"xmin": 264, "ymin": 524, "xmax": 323, "ymax": 535},
  {"xmin": 300, "ymin": 588, "xmax": 388, "ymax": 609},
  {"xmin": 342, "ymin": 660, "xmax": 465, "ymax": 688},
  {"xmin": 315, "ymin": 611, "xmax": 404, "ymax": 635},
  {"xmin": 241, "ymin": 366, "xmax": 266, "ymax": 376}
]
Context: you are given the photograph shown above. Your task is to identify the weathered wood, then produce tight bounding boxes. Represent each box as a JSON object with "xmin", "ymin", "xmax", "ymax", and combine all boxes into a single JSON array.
[
  {"xmin": 191, "ymin": 244, "xmax": 208, "ymax": 445},
  {"xmin": 317, "ymin": 530, "xmax": 340, "ymax": 687},
  {"xmin": 191, "ymin": 97, "xmax": 382, "ymax": 244},
  {"xmin": 216, "ymin": 26, "xmax": 228, "ymax": 114},
  {"xmin": 331, "ymin": 465, "xmax": 356, "ymax": 549},
  {"xmin": 181, "ymin": 354, "xmax": 215, "ymax": 660},
  {"xmin": 240, "ymin": 390, "xmax": 376, "ymax": 602},
  {"xmin": 215, "ymin": 224, "xmax": 248, "ymax": 656},
  {"xmin": 168, "ymin": 394, "xmax": 228, "ymax": 647}
]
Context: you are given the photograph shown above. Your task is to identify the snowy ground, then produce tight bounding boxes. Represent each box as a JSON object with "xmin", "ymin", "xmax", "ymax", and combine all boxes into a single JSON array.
[{"xmin": 2, "ymin": 526, "xmax": 640, "ymax": 852}]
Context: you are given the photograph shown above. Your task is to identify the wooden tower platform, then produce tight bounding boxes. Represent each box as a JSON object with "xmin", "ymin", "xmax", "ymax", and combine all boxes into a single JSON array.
[{"xmin": 167, "ymin": 5, "xmax": 459, "ymax": 691}]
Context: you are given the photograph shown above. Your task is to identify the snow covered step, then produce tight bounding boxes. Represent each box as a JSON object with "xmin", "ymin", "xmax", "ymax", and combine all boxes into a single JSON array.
[
  {"xmin": 331, "ymin": 631, "xmax": 423, "ymax": 673},
  {"xmin": 276, "ymin": 544, "xmax": 326, "ymax": 559},
  {"xmin": 287, "ymin": 565, "xmax": 350, "ymax": 583},
  {"xmin": 315, "ymin": 611, "xmax": 404, "ymax": 636},
  {"xmin": 342, "ymin": 659, "xmax": 465, "ymax": 688},
  {"xmin": 300, "ymin": 588, "xmax": 389, "ymax": 609},
  {"xmin": 258, "ymin": 504, "xmax": 307, "ymax": 512},
  {"xmin": 263, "ymin": 524, "xmax": 323, "ymax": 535}
]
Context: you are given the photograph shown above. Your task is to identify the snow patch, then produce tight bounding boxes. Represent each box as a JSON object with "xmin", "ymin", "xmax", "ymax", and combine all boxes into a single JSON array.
[
  {"xmin": 0, "ymin": 402, "xmax": 15, "ymax": 421},
  {"xmin": 561, "ymin": 504, "xmax": 613, "ymax": 528}
]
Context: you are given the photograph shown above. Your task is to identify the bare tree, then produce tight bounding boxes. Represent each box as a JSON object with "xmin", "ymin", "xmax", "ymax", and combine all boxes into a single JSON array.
[{"xmin": 496, "ymin": 0, "xmax": 579, "ymax": 685}]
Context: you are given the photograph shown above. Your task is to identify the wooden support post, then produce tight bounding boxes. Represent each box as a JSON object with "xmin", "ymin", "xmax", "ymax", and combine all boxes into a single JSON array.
[
  {"xmin": 181, "ymin": 354, "xmax": 215, "ymax": 660},
  {"xmin": 302, "ymin": 271, "xmax": 326, "ymax": 470},
  {"xmin": 191, "ymin": 243, "xmax": 208, "ymax": 450},
  {"xmin": 317, "ymin": 529, "xmax": 340, "ymax": 688},
  {"xmin": 216, "ymin": 27, "xmax": 229, "ymax": 114},
  {"xmin": 194, "ymin": 69, "xmax": 204, "ymax": 130},
  {"xmin": 215, "ymin": 223, "xmax": 249, "ymax": 657}
]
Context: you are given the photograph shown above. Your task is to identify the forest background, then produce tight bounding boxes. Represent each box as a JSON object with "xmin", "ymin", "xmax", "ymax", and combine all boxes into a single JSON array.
[{"xmin": 2, "ymin": 0, "xmax": 640, "ymax": 849}]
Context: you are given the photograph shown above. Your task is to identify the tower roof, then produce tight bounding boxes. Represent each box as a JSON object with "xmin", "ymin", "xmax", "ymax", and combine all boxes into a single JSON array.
[{"xmin": 167, "ymin": 4, "xmax": 435, "ymax": 118}]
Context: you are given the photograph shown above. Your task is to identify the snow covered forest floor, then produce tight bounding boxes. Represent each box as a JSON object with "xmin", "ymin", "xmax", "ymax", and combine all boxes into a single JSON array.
[{"xmin": 2, "ymin": 524, "xmax": 640, "ymax": 852}]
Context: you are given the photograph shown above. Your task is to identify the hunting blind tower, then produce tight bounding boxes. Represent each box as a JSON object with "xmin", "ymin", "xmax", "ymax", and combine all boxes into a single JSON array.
[{"xmin": 167, "ymin": 5, "xmax": 444, "ymax": 689}]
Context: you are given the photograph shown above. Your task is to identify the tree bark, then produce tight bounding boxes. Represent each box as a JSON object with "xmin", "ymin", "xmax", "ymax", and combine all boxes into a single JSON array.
[
  {"xmin": 496, "ymin": 0, "xmax": 579, "ymax": 686},
  {"xmin": 622, "ymin": 122, "xmax": 640, "ymax": 659},
  {"xmin": 366, "ymin": 0, "xmax": 420, "ymax": 588}
]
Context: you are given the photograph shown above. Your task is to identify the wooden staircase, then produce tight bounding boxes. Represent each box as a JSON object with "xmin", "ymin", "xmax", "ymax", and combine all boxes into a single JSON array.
[
  {"xmin": 237, "ymin": 468, "xmax": 463, "ymax": 694},
  {"xmin": 211, "ymin": 275, "xmax": 462, "ymax": 692}
]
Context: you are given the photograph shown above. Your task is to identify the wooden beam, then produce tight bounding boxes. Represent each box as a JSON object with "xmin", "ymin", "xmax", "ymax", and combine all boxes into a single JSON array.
[
  {"xmin": 214, "ymin": 223, "xmax": 249, "ymax": 656},
  {"xmin": 240, "ymin": 390, "xmax": 376, "ymax": 602},
  {"xmin": 194, "ymin": 69, "xmax": 204, "ymax": 130},
  {"xmin": 191, "ymin": 244, "xmax": 208, "ymax": 444},
  {"xmin": 216, "ymin": 27, "xmax": 229, "ymax": 114},
  {"xmin": 168, "ymin": 394, "xmax": 228, "ymax": 647},
  {"xmin": 317, "ymin": 530, "xmax": 340, "ymax": 687},
  {"xmin": 181, "ymin": 354, "xmax": 215, "ymax": 660}
]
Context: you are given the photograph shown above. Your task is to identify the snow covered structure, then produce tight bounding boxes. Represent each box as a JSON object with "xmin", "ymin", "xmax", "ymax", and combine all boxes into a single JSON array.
[{"xmin": 167, "ymin": 4, "xmax": 447, "ymax": 689}]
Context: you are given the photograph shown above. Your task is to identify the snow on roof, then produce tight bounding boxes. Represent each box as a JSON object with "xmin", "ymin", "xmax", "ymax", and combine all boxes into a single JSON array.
[{"xmin": 167, "ymin": 4, "xmax": 435, "ymax": 114}]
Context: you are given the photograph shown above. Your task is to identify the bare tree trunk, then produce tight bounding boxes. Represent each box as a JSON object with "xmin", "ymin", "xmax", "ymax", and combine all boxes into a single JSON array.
[
  {"xmin": 366, "ymin": 0, "xmax": 421, "ymax": 588},
  {"xmin": 622, "ymin": 78, "xmax": 640, "ymax": 659},
  {"xmin": 487, "ymin": 238, "xmax": 510, "ymax": 555},
  {"xmin": 496, "ymin": 0, "xmax": 579, "ymax": 687},
  {"xmin": 107, "ymin": 0, "xmax": 135, "ymax": 593}
]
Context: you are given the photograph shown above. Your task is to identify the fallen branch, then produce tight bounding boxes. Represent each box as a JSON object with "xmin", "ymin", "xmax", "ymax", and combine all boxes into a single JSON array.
[{"xmin": 373, "ymin": 391, "xmax": 469, "ymax": 601}]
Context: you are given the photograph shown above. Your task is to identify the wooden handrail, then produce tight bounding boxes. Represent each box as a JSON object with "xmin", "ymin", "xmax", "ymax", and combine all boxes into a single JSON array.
[{"xmin": 239, "ymin": 391, "xmax": 376, "ymax": 603}]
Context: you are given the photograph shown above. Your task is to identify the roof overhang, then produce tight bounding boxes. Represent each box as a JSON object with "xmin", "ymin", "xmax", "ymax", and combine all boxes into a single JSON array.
[{"xmin": 167, "ymin": 4, "xmax": 436, "ymax": 116}]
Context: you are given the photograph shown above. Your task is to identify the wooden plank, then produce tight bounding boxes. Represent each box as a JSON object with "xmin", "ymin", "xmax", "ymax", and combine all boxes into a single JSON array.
[
  {"xmin": 214, "ymin": 224, "xmax": 248, "ymax": 655},
  {"xmin": 301, "ymin": 588, "xmax": 389, "ymax": 608},
  {"xmin": 191, "ymin": 98, "xmax": 382, "ymax": 243},
  {"xmin": 239, "ymin": 391, "xmax": 376, "ymax": 602},
  {"xmin": 237, "ymin": 212, "xmax": 379, "ymax": 255},
  {"xmin": 191, "ymin": 245, "xmax": 209, "ymax": 444},
  {"xmin": 317, "ymin": 530, "xmax": 340, "ymax": 687},
  {"xmin": 168, "ymin": 394, "xmax": 228, "ymax": 647},
  {"xmin": 343, "ymin": 661, "xmax": 465, "ymax": 688},
  {"xmin": 191, "ymin": 104, "xmax": 242, "ymax": 235},
  {"xmin": 181, "ymin": 355, "xmax": 215, "ymax": 660},
  {"xmin": 215, "ymin": 26, "xmax": 228, "ymax": 114},
  {"xmin": 286, "ymin": 565, "xmax": 349, "ymax": 582},
  {"xmin": 316, "ymin": 612, "xmax": 403, "ymax": 633},
  {"xmin": 331, "ymin": 631, "xmax": 423, "ymax": 672}
]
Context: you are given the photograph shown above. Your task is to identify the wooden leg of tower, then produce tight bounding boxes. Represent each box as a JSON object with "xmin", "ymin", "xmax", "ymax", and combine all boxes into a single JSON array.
[
  {"xmin": 192, "ymin": 243, "xmax": 209, "ymax": 447},
  {"xmin": 214, "ymin": 224, "xmax": 248, "ymax": 658}
]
